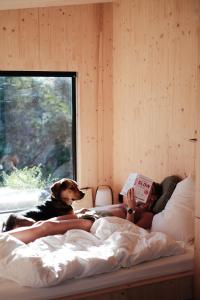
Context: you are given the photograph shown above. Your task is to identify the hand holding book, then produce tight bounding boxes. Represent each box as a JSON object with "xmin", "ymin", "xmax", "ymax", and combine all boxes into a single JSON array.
[
  {"xmin": 120, "ymin": 173, "xmax": 154, "ymax": 204},
  {"xmin": 124, "ymin": 188, "xmax": 136, "ymax": 210}
]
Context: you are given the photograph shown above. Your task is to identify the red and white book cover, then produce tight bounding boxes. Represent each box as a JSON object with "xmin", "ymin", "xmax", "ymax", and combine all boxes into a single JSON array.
[{"xmin": 120, "ymin": 173, "xmax": 154, "ymax": 203}]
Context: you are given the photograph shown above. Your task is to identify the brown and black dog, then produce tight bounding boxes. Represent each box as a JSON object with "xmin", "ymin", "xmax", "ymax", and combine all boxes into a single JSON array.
[{"xmin": 2, "ymin": 178, "xmax": 85, "ymax": 232}]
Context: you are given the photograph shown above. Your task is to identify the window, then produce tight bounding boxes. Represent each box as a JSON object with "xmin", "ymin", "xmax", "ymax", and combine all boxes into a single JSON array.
[{"xmin": 0, "ymin": 71, "xmax": 76, "ymax": 213}]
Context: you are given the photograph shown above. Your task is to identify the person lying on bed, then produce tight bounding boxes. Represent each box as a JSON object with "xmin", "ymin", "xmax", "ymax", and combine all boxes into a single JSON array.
[{"xmin": 4, "ymin": 175, "xmax": 181, "ymax": 244}]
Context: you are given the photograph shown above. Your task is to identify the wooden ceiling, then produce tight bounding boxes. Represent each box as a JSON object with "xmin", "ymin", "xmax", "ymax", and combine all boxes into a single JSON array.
[{"xmin": 0, "ymin": 0, "xmax": 113, "ymax": 11}]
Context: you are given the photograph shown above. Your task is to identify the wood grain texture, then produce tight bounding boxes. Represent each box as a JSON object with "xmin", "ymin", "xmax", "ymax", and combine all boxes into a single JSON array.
[
  {"xmin": 53, "ymin": 272, "xmax": 193, "ymax": 300},
  {"xmin": 0, "ymin": 1, "xmax": 199, "ymax": 298},
  {"xmin": 97, "ymin": 4, "xmax": 113, "ymax": 186},
  {"xmin": 0, "ymin": 3, "xmax": 113, "ymax": 192},
  {"xmin": 194, "ymin": 16, "xmax": 200, "ymax": 295},
  {"xmin": 195, "ymin": 218, "xmax": 200, "ymax": 299},
  {"xmin": 112, "ymin": 0, "xmax": 199, "ymax": 196},
  {"xmin": 0, "ymin": 0, "xmax": 113, "ymax": 11}
]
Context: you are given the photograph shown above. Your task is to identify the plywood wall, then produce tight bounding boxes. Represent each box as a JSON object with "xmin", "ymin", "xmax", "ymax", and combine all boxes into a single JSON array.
[
  {"xmin": 194, "ymin": 77, "xmax": 200, "ymax": 298},
  {"xmin": 0, "ymin": 3, "xmax": 113, "ymax": 190},
  {"xmin": 0, "ymin": 0, "xmax": 199, "ymax": 200},
  {"xmin": 112, "ymin": 0, "xmax": 200, "ymax": 195}
]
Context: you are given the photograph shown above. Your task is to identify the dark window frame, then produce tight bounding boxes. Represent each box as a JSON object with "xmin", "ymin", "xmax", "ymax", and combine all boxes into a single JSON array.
[{"xmin": 0, "ymin": 70, "xmax": 77, "ymax": 180}]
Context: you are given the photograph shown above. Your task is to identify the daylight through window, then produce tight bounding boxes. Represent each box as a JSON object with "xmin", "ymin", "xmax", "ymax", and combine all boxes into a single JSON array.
[{"xmin": 0, "ymin": 71, "xmax": 76, "ymax": 212}]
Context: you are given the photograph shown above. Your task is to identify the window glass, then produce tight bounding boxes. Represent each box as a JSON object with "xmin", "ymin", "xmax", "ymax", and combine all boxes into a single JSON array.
[{"xmin": 0, "ymin": 72, "xmax": 76, "ymax": 212}]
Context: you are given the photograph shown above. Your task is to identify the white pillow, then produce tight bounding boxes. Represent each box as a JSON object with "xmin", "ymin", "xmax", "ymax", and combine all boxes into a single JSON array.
[{"xmin": 151, "ymin": 176, "xmax": 195, "ymax": 243}]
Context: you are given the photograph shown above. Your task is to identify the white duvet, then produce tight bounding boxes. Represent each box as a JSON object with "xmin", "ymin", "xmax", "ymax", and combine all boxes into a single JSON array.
[{"xmin": 0, "ymin": 217, "xmax": 184, "ymax": 288}]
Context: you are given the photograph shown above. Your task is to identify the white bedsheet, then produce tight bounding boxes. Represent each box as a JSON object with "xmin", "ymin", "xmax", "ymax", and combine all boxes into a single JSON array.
[{"xmin": 0, "ymin": 217, "xmax": 185, "ymax": 288}]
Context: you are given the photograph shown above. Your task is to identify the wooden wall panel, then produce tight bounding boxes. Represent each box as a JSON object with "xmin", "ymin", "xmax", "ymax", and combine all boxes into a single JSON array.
[
  {"xmin": 194, "ymin": 50, "xmax": 200, "ymax": 298},
  {"xmin": 195, "ymin": 218, "xmax": 200, "ymax": 299},
  {"xmin": 0, "ymin": 11, "xmax": 21, "ymax": 69},
  {"xmin": 0, "ymin": 3, "xmax": 113, "ymax": 192},
  {"xmin": 0, "ymin": 0, "xmax": 199, "ymax": 214},
  {"xmin": 112, "ymin": 0, "xmax": 200, "ymax": 195},
  {"xmin": 97, "ymin": 4, "xmax": 113, "ymax": 186},
  {"xmin": 0, "ymin": 0, "xmax": 113, "ymax": 11}
]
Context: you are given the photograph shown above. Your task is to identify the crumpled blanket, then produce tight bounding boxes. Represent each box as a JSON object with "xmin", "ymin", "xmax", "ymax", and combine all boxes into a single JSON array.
[{"xmin": 0, "ymin": 216, "xmax": 185, "ymax": 287}]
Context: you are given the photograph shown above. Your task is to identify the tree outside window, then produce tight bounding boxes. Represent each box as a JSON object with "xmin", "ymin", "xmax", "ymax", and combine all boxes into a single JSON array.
[{"xmin": 0, "ymin": 72, "xmax": 76, "ymax": 212}]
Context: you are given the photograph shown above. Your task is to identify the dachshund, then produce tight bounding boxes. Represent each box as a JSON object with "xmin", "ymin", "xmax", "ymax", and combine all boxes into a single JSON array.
[{"xmin": 2, "ymin": 178, "xmax": 85, "ymax": 232}]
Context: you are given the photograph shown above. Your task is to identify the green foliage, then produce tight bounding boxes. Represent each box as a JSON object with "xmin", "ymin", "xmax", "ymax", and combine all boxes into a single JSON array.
[
  {"xmin": 0, "ymin": 75, "xmax": 74, "ymax": 179},
  {"xmin": 1, "ymin": 166, "xmax": 54, "ymax": 190}
]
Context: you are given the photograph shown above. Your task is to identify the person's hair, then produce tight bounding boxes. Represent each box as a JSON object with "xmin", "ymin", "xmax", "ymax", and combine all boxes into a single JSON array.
[
  {"xmin": 145, "ymin": 182, "xmax": 162, "ymax": 211},
  {"xmin": 153, "ymin": 182, "xmax": 163, "ymax": 200}
]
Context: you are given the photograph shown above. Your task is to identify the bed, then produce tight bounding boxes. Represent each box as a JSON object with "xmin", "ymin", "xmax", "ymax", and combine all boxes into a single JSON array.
[
  {"xmin": 0, "ymin": 176, "xmax": 195, "ymax": 300},
  {"xmin": 0, "ymin": 244, "xmax": 193, "ymax": 300}
]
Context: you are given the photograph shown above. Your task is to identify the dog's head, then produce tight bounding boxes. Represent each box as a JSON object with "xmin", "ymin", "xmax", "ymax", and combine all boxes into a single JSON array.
[{"xmin": 50, "ymin": 178, "xmax": 85, "ymax": 206}]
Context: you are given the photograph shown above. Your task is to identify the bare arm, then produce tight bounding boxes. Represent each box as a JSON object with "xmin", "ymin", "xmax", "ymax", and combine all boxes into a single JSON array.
[
  {"xmin": 7, "ymin": 218, "xmax": 93, "ymax": 244},
  {"xmin": 124, "ymin": 188, "xmax": 136, "ymax": 223},
  {"xmin": 124, "ymin": 188, "xmax": 154, "ymax": 229},
  {"xmin": 49, "ymin": 213, "xmax": 78, "ymax": 221}
]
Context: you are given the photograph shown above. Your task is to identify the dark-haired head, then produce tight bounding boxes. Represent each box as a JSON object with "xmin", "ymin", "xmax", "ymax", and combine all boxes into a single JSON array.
[{"xmin": 145, "ymin": 182, "xmax": 162, "ymax": 211}]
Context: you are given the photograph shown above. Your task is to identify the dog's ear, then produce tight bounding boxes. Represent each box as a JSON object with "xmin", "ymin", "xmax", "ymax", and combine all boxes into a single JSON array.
[
  {"xmin": 51, "ymin": 182, "xmax": 62, "ymax": 199},
  {"xmin": 51, "ymin": 179, "xmax": 70, "ymax": 199},
  {"xmin": 60, "ymin": 178, "xmax": 71, "ymax": 190}
]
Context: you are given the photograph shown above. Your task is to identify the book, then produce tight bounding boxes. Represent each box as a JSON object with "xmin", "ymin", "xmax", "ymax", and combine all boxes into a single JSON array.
[{"xmin": 120, "ymin": 173, "xmax": 154, "ymax": 203}]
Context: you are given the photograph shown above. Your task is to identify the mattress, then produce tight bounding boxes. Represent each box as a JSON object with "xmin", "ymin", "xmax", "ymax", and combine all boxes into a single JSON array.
[{"xmin": 0, "ymin": 245, "xmax": 193, "ymax": 300}]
